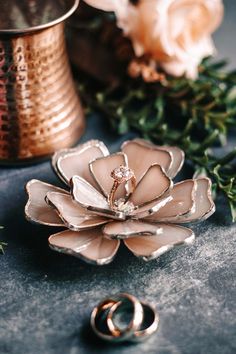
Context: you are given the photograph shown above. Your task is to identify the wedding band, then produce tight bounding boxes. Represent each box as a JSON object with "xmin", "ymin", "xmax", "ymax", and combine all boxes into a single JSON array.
[
  {"xmin": 108, "ymin": 165, "xmax": 136, "ymax": 209},
  {"xmin": 90, "ymin": 293, "xmax": 143, "ymax": 342},
  {"xmin": 130, "ymin": 302, "xmax": 159, "ymax": 341},
  {"xmin": 90, "ymin": 298, "xmax": 118, "ymax": 342},
  {"xmin": 106, "ymin": 293, "xmax": 143, "ymax": 340},
  {"xmin": 107, "ymin": 300, "xmax": 158, "ymax": 342},
  {"xmin": 90, "ymin": 293, "xmax": 158, "ymax": 343}
]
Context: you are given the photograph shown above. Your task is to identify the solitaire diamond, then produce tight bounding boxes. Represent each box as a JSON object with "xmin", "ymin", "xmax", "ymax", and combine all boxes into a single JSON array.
[
  {"xmin": 111, "ymin": 165, "xmax": 135, "ymax": 183},
  {"xmin": 115, "ymin": 198, "xmax": 135, "ymax": 214}
]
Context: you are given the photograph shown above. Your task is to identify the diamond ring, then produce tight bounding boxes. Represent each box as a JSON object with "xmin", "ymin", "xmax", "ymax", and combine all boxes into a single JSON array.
[{"xmin": 108, "ymin": 165, "xmax": 136, "ymax": 210}]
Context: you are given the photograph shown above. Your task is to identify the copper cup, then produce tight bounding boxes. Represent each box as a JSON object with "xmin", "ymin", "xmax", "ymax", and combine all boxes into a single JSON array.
[{"xmin": 0, "ymin": 0, "xmax": 84, "ymax": 164}]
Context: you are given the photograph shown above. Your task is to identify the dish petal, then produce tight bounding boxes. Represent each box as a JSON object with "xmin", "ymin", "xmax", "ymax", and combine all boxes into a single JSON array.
[
  {"xmin": 52, "ymin": 140, "xmax": 109, "ymax": 187},
  {"xmin": 124, "ymin": 224, "xmax": 195, "ymax": 261},
  {"xmin": 103, "ymin": 220, "xmax": 163, "ymax": 239},
  {"xmin": 25, "ymin": 179, "xmax": 67, "ymax": 226},
  {"xmin": 46, "ymin": 191, "xmax": 109, "ymax": 230},
  {"xmin": 49, "ymin": 228, "xmax": 120, "ymax": 265},
  {"xmin": 131, "ymin": 195, "xmax": 173, "ymax": 219},
  {"xmin": 71, "ymin": 176, "xmax": 125, "ymax": 220},
  {"xmin": 146, "ymin": 180, "xmax": 196, "ymax": 222},
  {"xmin": 133, "ymin": 139, "xmax": 184, "ymax": 178},
  {"xmin": 49, "ymin": 229, "xmax": 100, "ymax": 255},
  {"xmin": 122, "ymin": 140, "xmax": 172, "ymax": 182},
  {"xmin": 78, "ymin": 237, "xmax": 120, "ymax": 265},
  {"xmin": 129, "ymin": 164, "xmax": 172, "ymax": 207},
  {"xmin": 176, "ymin": 178, "xmax": 215, "ymax": 223},
  {"xmin": 89, "ymin": 152, "xmax": 128, "ymax": 198},
  {"xmin": 157, "ymin": 146, "xmax": 184, "ymax": 178}
]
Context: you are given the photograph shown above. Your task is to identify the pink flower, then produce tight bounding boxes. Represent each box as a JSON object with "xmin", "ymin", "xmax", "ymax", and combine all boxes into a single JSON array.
[
  {"xmin": 25, "ymin": 139, "xmax": 215, "ymax": 265},
  {"xmin": 83, "ymin": 0, "xmax": 223, "ymax": 79}
]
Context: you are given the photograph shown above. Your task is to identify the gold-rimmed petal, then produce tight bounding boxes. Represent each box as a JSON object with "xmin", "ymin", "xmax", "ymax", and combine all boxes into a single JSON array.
[
  {"xmin": 25, "ymin": 179, "xmax": 67, "ymax": 226},
  {"xmin": 52, "ymin": 140, "xmax": 109, "ymax": 187},
  {"xmin": 122, "ymin": 140, "xmax": 172, "ymax": 183},
  {"xmin": 124, "ymin": 224, "xmax": 195, "ymax": 261},
  {"xmin": 132, "ymin": 139, "xmax": 184, "ymax": 178},
  {"xmin": 146, "ymin": 180, "xmax": 196, "ymax": 222},
  {"xmin": 78, "ymin": 237, "xmax": 120, "ymax": 265},
  {"xmin": 46, "ymin": 191, "xmax": 109, "ymax": 230},
  {"xmin": 131, "ymin": 195, "xmax": 173, "ymax": 219},
  {"xmin": 71, "ymin": 176, "xmax": 126, "ymax": 220},
  {"xmin": 48, "ymin": 229, "xmax": 100, "ymax": 256},
  {"xmin": 176, "ymin": 178, "xmax": 215, "ymax": 223},
  {"xmin": 103, "ymin": 220, "xmax": 163, "ymax": 239},
  {"xmin": 89, "ymin": 152, "xmax": 128, "ymax": 198},
  {"xmin": 71, "ymin": 175, "xmax": 109, "ymax": 209},
  {"xmin": 129, "ymin": 164, "xmax": 172, "ymax": 207},
  {"xmin": 157, "ymin": 146, "xmax": 184, "ymax": 178},
  {"xmin": 49, "ymin": 228, "xmax": 120, "ymax": 265}
]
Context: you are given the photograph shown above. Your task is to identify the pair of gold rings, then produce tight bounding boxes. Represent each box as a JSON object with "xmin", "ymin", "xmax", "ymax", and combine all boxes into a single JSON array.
[{"xmin": 90, "ymin": 293, "xmax": 159, "ymax": 342}]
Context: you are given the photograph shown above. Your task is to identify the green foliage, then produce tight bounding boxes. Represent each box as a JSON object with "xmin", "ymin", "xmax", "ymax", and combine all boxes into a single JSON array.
[
  {"xmin": 79, "ymin": 58, "xmax": 236, "ymax": 221},
  {"xmin": 0, "ymin": 226, "xmax": 7, "ymax": 254},
  {"xmin": 0, "ymin": 242, "xmax": 7, "ymax": 254}
]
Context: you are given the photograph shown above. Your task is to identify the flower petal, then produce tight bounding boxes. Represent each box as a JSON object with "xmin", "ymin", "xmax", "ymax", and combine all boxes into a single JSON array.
[
  {"xmin": 132, "ymin": 139, "xmax": 184, "ymax": 178},
  {"xmin": 79, "ymin": 237, "xmax": 120, "ymax": 265},
  {"xmin": 131, "ymin": 195, "xmax": 173, "ymax": 219},
  {"xmin": 176, "ymin": 178, "xmax": 215, "ymax": 223},
  {"xmin": 146, "ymin": 180, "xmax": 196, "ymax": 222},
  {"xmin": 71, "ymin": 175, "xmax": 109, "ymax": 209},
  {"xmin": 49, "ymin": 229, "xmax": 100, "ymax": 255},
  {"xmin": 71, "ymin": 176, "xmax": 125, "ymax": 220},
  {"xmin": 25, "ymin": 179, "xmax": 66, "ymax": 226},
  {"xmin": 49, "ymin": 228, "xmax": 120, "ymax": 265},
  {"xmin": 129, "ymin": 164, "xmax": 172, "ymax": 207},
  {"xmin": 89, "ymin": 152, "xmax": 128, "ymax": 198},
  {"xmin": 124, "ymin": 224, "xmax": 195, "ymax": 261},
  {"xmin": 157, "ymin": 146, "xmax": 184, "ymax": 178},
  {"xmin": 103, "ymin": 220, "xmax": 162, "ymax": 239},
  {"xmin": 121, "ymin": 140, "xmax": 172, "ymax": 183},
  {"xmin": 46, "ymin": 191, "xmax": 109, "ymax": 230},
  {"xmin": 52, "ymin": 140, "xmax": 109, "ymax": 187},
  {"xmin": 83, "ymin": 0, "xmax": 117, "ymax": 11}
]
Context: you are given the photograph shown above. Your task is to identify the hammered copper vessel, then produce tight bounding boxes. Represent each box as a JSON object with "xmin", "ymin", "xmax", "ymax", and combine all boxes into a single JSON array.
[{"xmin": 0, "ymin": 0, "xmax": 84, "ymax": 163}]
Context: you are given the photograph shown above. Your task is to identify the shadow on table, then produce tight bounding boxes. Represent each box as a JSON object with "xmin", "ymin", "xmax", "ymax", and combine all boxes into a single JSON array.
[{"xmin": 78, "ymin": 319, "xmax": 137, "ymax": 354}]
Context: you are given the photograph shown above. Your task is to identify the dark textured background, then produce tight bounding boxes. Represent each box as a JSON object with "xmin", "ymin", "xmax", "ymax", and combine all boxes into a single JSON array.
[{"xmin": 0, "ymin": 1, "xmax": 236, "ymax": 353}]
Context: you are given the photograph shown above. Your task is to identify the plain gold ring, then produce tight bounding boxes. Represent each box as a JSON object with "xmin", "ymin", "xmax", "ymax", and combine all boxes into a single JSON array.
[
  {"xmin": 107, "ymin": 300, "xmax": 159, "ymax": 342},
  {"xmin": 90, "ymin": 293, "xmax": 143, "ymax": 342}
]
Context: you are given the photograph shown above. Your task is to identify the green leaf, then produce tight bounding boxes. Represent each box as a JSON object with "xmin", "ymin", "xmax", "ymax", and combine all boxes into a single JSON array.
[
  {"xmin": 193, "ymin": 167, "xmax": 208, "ymax": 179},
  {"xmin": 229, "ymin": 200, "xmax": 236, "ymax": 222},
  {"xmin": 77, "ymin": 48, "xmax": 236, "ymax": 222},
  {"xmin": 0, "ymin": 241, "xmax": 7, "ymax": 254},
  {"xmin": 118, "ymin": 117, "xmax": 129, "ymax": 134}
]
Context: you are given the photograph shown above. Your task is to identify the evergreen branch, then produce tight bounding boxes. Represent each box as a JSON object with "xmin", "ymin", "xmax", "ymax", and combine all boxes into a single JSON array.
[
  {"xmin": 0, "ymin": 226, "xmax": 7, "ymax": 254},
  {"xmin": 0, "ymin": 242, "xmax": 7, "ymax": 254},
  {"xmin": 78, "ymin": 57, "xmax": 236, "ymax": 221}
]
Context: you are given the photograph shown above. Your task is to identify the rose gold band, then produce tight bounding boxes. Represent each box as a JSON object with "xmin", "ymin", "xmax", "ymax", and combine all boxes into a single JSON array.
[
  {"xmin": 108, "ymin": 175, "xmax": 136, "ymax": 209},
  {"xmin": 90, "ymin": 293, "xmax": 159, "ymax": 342}
]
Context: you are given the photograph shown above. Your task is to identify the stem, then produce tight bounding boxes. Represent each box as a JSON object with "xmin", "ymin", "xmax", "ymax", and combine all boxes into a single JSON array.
[{"xmin": 211, "ymin": 147, "xmax": 236, "ymax": 167}]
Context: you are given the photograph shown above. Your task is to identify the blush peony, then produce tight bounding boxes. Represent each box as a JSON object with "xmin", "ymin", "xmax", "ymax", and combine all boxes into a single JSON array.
[{"xmin": 84, "ymin": 0, "xmax": 223, "ymax": 79}]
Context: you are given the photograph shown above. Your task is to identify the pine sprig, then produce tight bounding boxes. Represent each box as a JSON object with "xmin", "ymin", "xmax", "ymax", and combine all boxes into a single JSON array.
[
  {"xmin": 0, "ymin": 226, "xmax": 7, "ymax": 254},
  {"xmin": 0, "ymin": 242, "xmax": 7, "ymax": 254},
  {"xmin": 78, "ymin": 58, "xmax": 236, "ymax": 221}
]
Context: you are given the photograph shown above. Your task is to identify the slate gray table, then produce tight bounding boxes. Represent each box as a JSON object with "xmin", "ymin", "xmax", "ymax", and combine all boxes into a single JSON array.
[{"xmin": 0, "ymin": 2, "xmax": 236, "ymax": 353}]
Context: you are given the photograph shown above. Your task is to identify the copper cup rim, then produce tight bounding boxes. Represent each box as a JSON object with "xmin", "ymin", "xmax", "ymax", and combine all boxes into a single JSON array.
[{"xmin": 0, "ymin": 0, "xmax": 80, "ymax": 35}]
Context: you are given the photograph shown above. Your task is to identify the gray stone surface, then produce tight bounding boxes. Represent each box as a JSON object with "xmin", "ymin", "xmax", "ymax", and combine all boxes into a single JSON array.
[{"xmin": 0, "ymin": 2, "xmax": 236, "ymax": 353}]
